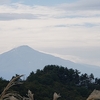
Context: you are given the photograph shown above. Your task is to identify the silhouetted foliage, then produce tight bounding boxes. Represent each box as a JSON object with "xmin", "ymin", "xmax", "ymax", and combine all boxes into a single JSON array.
[{"xmin": 0, "ymin": 65, "xmax": 100, "ymax": 100}]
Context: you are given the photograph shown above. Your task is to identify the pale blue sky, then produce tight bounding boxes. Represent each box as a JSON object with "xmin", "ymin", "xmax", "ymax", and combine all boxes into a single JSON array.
[
  {"xmin": 19, "ymin": 0, "xmax": 75, "ymax": 5},
  {"xmin": 0, "ymin": 0, "xmax": 100, "ymax": 68},
  {"xmin": 5, "ymin": 0, "xmax": 78, "ymax": 6}
]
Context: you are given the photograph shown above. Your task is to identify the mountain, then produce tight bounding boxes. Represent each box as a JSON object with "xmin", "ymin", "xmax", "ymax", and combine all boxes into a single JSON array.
[{"xmin": 0, "ymin": 45, "xmax": 100, "ymax": 80}]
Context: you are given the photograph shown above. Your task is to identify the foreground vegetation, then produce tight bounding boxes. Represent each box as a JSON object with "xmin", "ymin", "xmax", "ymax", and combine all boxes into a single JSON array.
[{"xmin": 0, "ymin": 65, "xmax": 100, "ymax": 100}]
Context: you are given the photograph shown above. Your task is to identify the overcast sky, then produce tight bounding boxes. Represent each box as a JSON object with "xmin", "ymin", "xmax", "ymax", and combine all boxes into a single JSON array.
[{"xmin": 0, "ymin": 0, "xmax": 100, "ymax": 67}]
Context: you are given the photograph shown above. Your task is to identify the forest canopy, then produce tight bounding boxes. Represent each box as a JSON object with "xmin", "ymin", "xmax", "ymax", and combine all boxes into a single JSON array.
[{"xmin": 0, "ymin": 65, "xmax": 100, "ymax": 100}]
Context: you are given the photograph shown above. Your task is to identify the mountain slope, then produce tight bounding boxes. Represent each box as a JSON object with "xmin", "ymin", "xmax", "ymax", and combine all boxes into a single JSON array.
[{"xmin": 0, "ymin": 45, "xmax": 100, "ymax": 80}]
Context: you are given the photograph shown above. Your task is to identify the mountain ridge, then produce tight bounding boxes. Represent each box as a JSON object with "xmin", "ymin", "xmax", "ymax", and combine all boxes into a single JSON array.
[{"xmin": 0, "ymin": 45, "xmax": 100, "ymax": 80}]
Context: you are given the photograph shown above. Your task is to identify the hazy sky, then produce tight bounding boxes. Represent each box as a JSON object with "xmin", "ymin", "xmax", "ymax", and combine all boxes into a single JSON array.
[{"xmin": 0, "ymin": 0, "xmax": 100, "ymax": 67}]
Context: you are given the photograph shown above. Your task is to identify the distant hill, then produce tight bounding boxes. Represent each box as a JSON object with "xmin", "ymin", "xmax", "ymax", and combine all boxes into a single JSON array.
[{"xmin": 0, "ymin": 45, "xmax": 100, "ymax": 80}]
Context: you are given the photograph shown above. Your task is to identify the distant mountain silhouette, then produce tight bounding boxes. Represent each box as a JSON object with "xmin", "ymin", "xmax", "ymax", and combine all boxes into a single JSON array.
[{"xmin": 0, "ymin": 45, "xmax": 100, "ymax": 80}]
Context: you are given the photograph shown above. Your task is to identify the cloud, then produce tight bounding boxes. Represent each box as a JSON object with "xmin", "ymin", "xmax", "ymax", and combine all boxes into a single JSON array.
[
  {"xmin": 0, "ymin": 0, "xmax": 11, "ymax": 5},
  {"xmin": 60, "ymin": 0, "xmax": 100, "ymax": 10},
  {"xmin": 0, "ymin": 0, "xmax": 100, "ymax": 21},
  {"xmin": 44, "ymin": 47, "xmax": 100, "ymax": 66},
  {"xmin": 0, "ymin": 4, "xmax": 64, "ymax": 20},
  {"xmin": 0, "ymin": 13, "xmax": 38, "ymax": 20}
]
